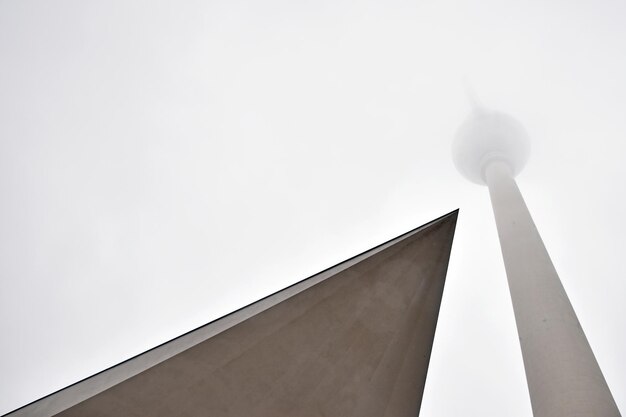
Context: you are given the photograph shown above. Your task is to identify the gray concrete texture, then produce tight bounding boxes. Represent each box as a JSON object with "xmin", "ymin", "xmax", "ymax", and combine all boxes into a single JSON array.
[
  {"xmin": 47, "ymin": 210, "xmax": 458, "ymax": 417},
  {"xmin": 8, "ymin": 213, "xmax": 453, "ymax": 417},
  {"xmin": 486, "ymin": 162, "xmax": 621, "ymax": 417}
]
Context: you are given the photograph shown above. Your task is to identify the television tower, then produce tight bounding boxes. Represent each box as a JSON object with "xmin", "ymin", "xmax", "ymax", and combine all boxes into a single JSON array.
[{"xmin": 452, "ymin": 103, "xmax": 621, "ymax": 417}]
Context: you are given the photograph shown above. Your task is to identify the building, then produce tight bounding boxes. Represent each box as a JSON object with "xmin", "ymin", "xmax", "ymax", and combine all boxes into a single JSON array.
[{"xmin": 9, "ymin": 210, "xmax": 458, "ymax": 417}]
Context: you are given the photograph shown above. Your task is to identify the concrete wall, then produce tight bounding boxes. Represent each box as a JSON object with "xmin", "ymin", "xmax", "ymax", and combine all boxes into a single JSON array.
[{"xmin": 12, "ymin": 210, "xmax": 457, "ymax": 417}]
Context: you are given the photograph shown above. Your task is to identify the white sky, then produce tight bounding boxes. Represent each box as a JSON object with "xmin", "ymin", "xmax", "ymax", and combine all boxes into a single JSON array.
[{"xmin": 1, "ymin": 0, "xmax": 625, "ymax": 415}]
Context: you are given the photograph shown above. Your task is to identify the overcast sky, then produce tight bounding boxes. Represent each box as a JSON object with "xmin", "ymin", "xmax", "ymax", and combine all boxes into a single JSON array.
[{"xmin": 1, "ymin": 0, "xmax": 625, "ymax": 415}]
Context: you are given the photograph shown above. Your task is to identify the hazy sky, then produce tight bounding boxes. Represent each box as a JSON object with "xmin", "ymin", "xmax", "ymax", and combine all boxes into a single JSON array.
[{"xmin": 1, "ymin": 0, "xmax": 625, "ymax": 415}]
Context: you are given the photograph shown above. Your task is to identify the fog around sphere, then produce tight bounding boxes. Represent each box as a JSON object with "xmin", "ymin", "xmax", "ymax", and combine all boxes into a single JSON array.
[{"xmin": 452, "ymin": 109, "xmax": 531, "ymax": 185}]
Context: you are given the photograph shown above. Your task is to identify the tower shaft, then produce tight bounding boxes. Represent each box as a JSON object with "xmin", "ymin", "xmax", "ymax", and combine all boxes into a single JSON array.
[{"xmin": 485, "ymin": 161, "xmax": 620, "ymax": 417}]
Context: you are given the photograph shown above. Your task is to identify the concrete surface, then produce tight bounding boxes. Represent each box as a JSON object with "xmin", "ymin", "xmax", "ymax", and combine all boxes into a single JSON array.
[
  {"xmin": 486, "ymin": 161, "xmax": 621, "ymax": 417},
  {"xmin": 7, "ymin": 210, "xmax": 457, "ymax": 417}
]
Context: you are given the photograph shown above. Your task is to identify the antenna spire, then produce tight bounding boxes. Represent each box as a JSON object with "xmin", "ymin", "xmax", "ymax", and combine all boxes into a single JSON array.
[{"xmin": 462, "ymin": 77, "xmax": 485, "ymax": 113}]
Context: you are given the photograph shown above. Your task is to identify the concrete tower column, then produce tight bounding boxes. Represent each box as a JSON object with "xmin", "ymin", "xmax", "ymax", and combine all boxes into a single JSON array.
[
  {"xmin": 452, "ymin": 108, "xmax": 621, "ymax": 417},
  {"xmin": 485, "ymin": 161, "xmax": 620, "ymax": 417}
]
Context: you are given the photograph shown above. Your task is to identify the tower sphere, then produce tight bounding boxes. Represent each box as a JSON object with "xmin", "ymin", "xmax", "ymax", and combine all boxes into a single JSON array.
[{"xmin": 452, "ymin": 109, "xmax": 530, "ymax": 185}]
